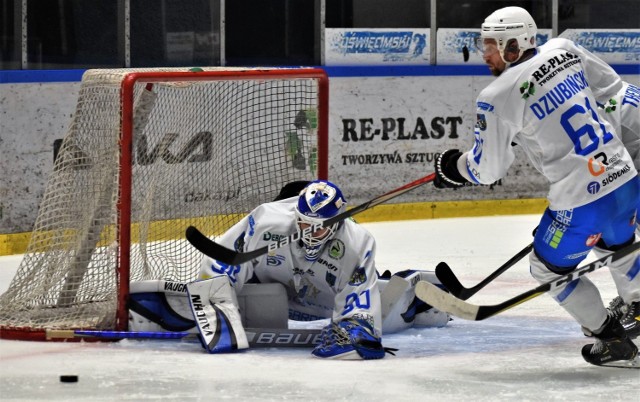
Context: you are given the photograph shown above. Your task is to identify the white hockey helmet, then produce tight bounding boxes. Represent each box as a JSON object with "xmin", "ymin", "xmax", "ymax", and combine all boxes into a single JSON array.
[
  {"xmin": 478, "ymin": 6, "xmax": 537, "ymax": 63},
  {"xmin": 294, "ymin": 180, "xmax": 346, "ymax": 261}
]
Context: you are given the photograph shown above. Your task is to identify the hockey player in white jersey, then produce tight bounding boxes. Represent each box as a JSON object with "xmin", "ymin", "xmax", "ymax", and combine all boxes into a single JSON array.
[
  {"xmin": 601, "ymin": 82, "xmax": 640, "ymax": 171},
  {"xmin": 597, "ymin": 81, "xmax": 640, "ymax": 339},
  {"xmin": 432, "ymin": 6, "xmax": 639, "ymax": 367},
  {"xmin": 198, "ymin": 180, "xmax": 449, "ymax": 359},
  {"xmin": 599, "ymin": 81, "xmax": 640, "ymax": 196}
]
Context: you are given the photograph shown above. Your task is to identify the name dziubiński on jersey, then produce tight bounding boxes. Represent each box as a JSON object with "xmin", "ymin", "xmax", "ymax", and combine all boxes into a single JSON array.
[{"xmin": 529, "ymin": 70, "xmax": 590, "ymax": 121}]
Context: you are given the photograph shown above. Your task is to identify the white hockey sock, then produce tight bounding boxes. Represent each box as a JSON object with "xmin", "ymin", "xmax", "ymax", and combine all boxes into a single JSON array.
[
  {"xmin": 593, "ymin": 237, "xmax": 640, "ymax": 304},
  {"xmin": 529, "ymin": 252, "xmax": 608, "ymax": 332}
]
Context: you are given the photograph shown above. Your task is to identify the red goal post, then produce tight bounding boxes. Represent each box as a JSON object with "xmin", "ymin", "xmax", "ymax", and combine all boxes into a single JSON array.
[{"xmin": 0, "ymin": 67, "xmax": 328, "ymax": 341}]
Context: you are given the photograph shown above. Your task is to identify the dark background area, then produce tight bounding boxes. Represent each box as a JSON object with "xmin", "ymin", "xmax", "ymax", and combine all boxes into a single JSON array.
[{"xmin": 1, "ymin": 0, "xmax": 638, "ymax": 69}]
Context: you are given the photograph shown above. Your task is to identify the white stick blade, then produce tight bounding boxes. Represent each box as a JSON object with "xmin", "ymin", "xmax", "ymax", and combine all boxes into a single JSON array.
[{"xmin": 415, "ymin": 281, "xmax": 480, "ymax": 320}]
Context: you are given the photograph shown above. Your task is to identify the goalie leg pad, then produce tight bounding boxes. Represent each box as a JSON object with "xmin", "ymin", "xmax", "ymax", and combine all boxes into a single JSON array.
[
  {"xmin": 128, "ymin": 280, "xmax": 196, "ymax": 332},
  {"xmin": 237, "ymin": 283, "xmax": 289, "ymax": 329},
  {"xmin": 380, "ymin": 270, "xmax": 450, "ymax": 334},
  {"xmin": 128, "ymin": 280, "xmax": 289, "ymax": 332},
  {"xmin": 187, "ymin": 276, "xmax": 249, "ymax": 353}
]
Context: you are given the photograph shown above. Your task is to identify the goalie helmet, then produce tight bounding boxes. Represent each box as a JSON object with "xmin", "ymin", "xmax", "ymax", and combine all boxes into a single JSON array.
[
  {"xmin": 295, "ymin": 180, "xmax": 347, "ymax": 261},
  {"xmin": 477, "ymin": 6, "xmax": 537, "ymax": 64}
]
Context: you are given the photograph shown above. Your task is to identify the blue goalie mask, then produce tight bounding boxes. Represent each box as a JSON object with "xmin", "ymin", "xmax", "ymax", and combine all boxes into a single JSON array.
[{"xmin": 295, "ymin": 180, "xmax": 347, "ymax": 261}]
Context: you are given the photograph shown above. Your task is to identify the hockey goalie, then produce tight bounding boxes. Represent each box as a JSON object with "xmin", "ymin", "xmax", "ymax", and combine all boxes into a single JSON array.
[{"xmin": 129, "ymin": 180, "xmax": 450, "ymax": 359}]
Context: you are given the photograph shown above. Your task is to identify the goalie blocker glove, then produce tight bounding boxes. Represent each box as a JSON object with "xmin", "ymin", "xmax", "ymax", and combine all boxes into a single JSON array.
[
  {"xmin": 434, "ymin": 149, "xmax": 470, "ymax": 189},
  {"xmin": 311, "ymin": 316, "xmax": 397, "ymax": 360}
]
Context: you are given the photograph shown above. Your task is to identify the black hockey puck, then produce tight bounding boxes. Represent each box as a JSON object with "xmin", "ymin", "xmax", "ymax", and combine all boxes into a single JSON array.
[
  {"xmin": 60, "ymin": 375, "xmax": 78, "ymax": 383},
  {"xmin": 462, "ymin": 45, "xmax": 470, "ymax": 62}
]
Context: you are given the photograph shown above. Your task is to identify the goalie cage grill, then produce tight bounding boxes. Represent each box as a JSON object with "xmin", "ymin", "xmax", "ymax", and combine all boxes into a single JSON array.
[{"xmin": 0, "ymin": 67, "xmax": 328, "ymax": 341}]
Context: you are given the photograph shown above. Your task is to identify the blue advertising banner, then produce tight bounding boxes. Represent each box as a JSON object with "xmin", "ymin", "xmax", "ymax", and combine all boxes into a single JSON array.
[
  {"xmin": 437, "ymin": 29, "xmax": 551, "ymax": 65},
  {"xmin": 325, "ymin": 29, "xmax": 430, "ymax": 65},
  {"xmin": 559, "ymin": 29, "xmax": 640, "ymax": 64}
]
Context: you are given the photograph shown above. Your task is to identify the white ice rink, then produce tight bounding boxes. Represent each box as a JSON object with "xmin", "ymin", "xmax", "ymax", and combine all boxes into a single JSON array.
[{"xmin": 1, "ymin": 214, "xmax": 638, "ymax": 401}]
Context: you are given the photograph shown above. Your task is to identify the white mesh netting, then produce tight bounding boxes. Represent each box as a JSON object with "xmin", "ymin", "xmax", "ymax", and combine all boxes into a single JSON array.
[{"xmin": 0, "ymin": 67, "xmax": 325, "ymax": 338}]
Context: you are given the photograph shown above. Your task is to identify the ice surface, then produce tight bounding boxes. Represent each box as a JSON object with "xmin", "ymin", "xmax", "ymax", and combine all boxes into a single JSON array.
[{"xmin": 1, "ymin": 215, "xmax": 638, "ymax": 401}]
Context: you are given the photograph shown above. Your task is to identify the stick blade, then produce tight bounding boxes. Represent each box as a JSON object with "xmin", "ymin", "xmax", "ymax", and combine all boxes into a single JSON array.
[
  {"xmin": 415, "ymin": 281, "xmax": 481, "ymax": 320},
  {"xmin": 435, "ymin": 262, "xmax": 467, "ymax": 298},
  {"xmin": 186, "ymin": 226, "xmax": 258, "ymax": 265}
]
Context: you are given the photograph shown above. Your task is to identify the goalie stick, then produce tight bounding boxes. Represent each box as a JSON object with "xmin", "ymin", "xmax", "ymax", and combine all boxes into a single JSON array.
[
  {"xmin": 416, "ymin": 240, "xmax": 640, "ymax": 321},
  {"xmin": 186, "ymin": 172, "xmax": 436, "ymax": 265},
  {"xmin": 45, "ymin": 328, "xmax": 322, "ymax": 348},
  {"xmin": 436, "ymin": 242, "xmax": 534, "ymax": 300}
]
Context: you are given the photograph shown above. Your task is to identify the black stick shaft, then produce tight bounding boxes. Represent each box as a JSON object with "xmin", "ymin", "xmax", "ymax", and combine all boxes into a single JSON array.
[
  {"xmin": 437, "ymin": 243, "xmax": 533, "ymax": 299},
  {"xmin": 187, "ymin": 173, "xmax": 436, "ymax": 265},
  {"xmin": 417, "ymin": 241, "xmax": 640, "ymax": 321}
]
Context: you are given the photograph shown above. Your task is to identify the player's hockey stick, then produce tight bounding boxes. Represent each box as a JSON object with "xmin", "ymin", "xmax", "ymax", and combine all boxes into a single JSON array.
[
  {"xmin": 186, "ymin": 172, "xmax": 436, "ymax": 265},
  {"xmin": 416, "ymin": 240, "xmax": 640, "ymax": 321},
  {"xmin": 45, "ymin": 328, "xmax": 321, "ymax": 348},
  {"xmin": 436, "ymin": 242, "xmax": 534, "ymax": 300}
]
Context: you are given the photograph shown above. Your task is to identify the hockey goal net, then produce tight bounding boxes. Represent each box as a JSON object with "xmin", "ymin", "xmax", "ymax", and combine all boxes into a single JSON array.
[{"xmin": 0, "ymin": 67, "xmax": 328, "ymax": 340}]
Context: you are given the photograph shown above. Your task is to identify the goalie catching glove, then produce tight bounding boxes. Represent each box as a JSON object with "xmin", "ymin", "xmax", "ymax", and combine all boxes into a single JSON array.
[
  {"xmin": 311, "ymin": 316, "xmax": 397, "ymax": 360},
  {"xmin": 434, "ymin": 149, "xmax": 470, "ymax": 189}
]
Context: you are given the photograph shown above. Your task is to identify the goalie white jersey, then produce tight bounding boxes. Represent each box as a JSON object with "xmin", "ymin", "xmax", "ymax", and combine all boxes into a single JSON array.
[
  {"xmin": 463, "ymin": 37, "xmax": 637, "ymax": 210},
  {"xmin": 199, "ymin": 197, "xmax": 382, "ymax": 333}
]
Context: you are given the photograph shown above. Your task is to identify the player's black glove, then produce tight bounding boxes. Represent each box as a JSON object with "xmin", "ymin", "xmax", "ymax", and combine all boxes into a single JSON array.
[{"xmin": 434, "ymin": 149, "xmax": 470, "ymax": 189}]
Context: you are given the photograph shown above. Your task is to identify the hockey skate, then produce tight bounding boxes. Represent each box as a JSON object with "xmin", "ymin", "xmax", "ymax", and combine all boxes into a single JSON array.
[
  {"xmin": 581, "ymin": 316, "xmax": 639, "ymax": 368},
  {"xmin": 581, "ymin": 297, "xmax": 640, "ymax": 339},
  {"xmin": 606, "ymin": 296, "xmax": 627, "ymax": 319},
  {"xmin": 619, "ymin": 301, "xmax": 640, "ymax": 340}
]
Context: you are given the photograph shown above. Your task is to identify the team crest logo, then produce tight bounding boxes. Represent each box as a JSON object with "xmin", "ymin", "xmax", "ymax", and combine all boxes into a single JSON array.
[
  {"xmin": 266, "ymin": 255, "xmax": 286, "ymax": 266},
  {"xmin": 328, "ymin": 239, "xmax": 345, "ymax": 259},
  {"xmin": 296, "ymin": 285, "xmax": 309, "ymax": 300},
  {"xmin": 476, "ymin": 113, "xmax": 487, "ymax": 131},
  {"xmin": 348, "ymin": 266, "xmax": 367, "ymax": 286},
  {"xmin": 603, "ymin": 98, "xmax": 617, "ymax": 113},
  {"xmin": 233, "ymin": 233, "xmax": 245, "ymax": 252},
  {"xmin": 520, "ymin": 80, "xmax": 535, "ymax": 99}
]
